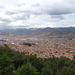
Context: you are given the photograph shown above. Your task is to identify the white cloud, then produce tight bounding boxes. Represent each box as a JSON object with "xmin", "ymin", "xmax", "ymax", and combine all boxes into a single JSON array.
[
  {"xmin": 0, "ymin": 0, "xmax": 75, "ymax": 29},
  {"xmin": 71, "ymin": 25, "xmax": 75, "ymax": 27},
  {"xmin": 10, "ymin": 20, "xmax": 24, "ymax": 26},
  {"xmin": 0, "ymin": 21, "xmax": 3, "ymax": 24}
]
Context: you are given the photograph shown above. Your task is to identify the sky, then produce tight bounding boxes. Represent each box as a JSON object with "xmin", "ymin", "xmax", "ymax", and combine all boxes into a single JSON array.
[{"xmin": 0, "ymin": 0, "xmax": 75, "ymax": 29}]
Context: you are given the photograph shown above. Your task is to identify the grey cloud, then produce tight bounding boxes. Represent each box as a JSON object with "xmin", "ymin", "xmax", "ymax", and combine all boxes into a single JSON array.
[
  {"xmin": 0, "ymin": 22, "xmax": 11, "ymax": 29},
  {"xmin": 40, "ymin": 4, "xmax": 75, "ymax": 16},
  {"xmin": 34, "ymin": 1, "xmax": 75, "ymax": 20},
  {"xmin": 51, "ymin": 15, "xmax": 65, "ymax": 20},
  {"xmin": 5, "ymin": 11, "xmax": 22, "ymax": 15},
  {"xmin": 0, "ymin": 5, "xmax": 5, "ymax": 8},
  {"xmin": 31, "ymin": 0, "xmax": 75, "ymax": 17},
  {"xmin": 5, "ymin": 10, "xmax": 30, "ymax": 20},
  {"xmin": 0, "ymin": 0, "xmax": 75, "ymax": 29},
  {"xmin": 48, "ymin": 8, "xmax": 73, "ymax": 15},
  {"xmin": 0, "ymin": 18, "xmax": 12, "ymax": 22},
  {"xmin": 5, "ymin": 1, "xmax": 75, "ymax": 21}
]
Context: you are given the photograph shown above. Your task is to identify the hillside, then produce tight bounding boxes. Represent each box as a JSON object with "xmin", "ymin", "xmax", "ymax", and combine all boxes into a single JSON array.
[
  {"xmin": 0, "ymin": 46, "xmax": 75, "ymax": 75},
  {"xmin": 0, "ymin": 27, "xmax": 75, "ymax": 38}
]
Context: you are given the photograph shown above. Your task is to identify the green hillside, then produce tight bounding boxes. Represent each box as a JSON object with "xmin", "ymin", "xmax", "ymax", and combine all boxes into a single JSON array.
[{"xmin": 0, "ymin": 46, "xmax": 75, "ymax": 75}]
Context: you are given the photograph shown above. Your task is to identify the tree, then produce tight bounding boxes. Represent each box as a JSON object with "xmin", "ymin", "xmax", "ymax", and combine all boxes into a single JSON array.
[
  {"xmin": 41, "ymin": 67, "xmax": 53, "ymax": 75},
  {"xmin": 15, "ymin": 63, "xmax": 39, "ymax": 75},
  {"xmin": 59, "ymin": 67, "xmax": 75, "ymax": 75},
  {"xmin": 0, "ymin": 54, "xmax": 14, "ymax": 75},
  {"xmin": 73, "ymin": 55, "xmax": 75, "ymax": 65}
]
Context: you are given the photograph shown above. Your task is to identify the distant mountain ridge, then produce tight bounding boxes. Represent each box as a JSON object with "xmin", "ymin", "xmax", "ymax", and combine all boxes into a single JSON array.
[{"xmin": 0, "ymin": 27, "xmax": 75, "ymax": 37}]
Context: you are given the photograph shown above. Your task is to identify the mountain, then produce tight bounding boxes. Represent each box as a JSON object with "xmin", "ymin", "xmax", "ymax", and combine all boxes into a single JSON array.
[{"xmin": 0, "ymin": 27, "xmax": 75, "ymax": 37}]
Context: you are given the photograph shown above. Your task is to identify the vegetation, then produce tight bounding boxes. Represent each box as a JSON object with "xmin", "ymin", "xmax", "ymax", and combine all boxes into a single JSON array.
[
  {"xmin": 23, "ymin": 43, "xmax": 34, "ymax": 46},
  {"xmin": 0, "ymin": 46, "xmax": 75, "ymax": 75},
  {"xmin": 15, "ymin": 63, "xmax": 39, "ymax": 75}
]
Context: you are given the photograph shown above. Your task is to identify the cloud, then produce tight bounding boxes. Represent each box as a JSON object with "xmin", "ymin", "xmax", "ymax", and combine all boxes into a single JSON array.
[{"xmin": 0, "ymin": 0, "xmax": 75, "ymax": 29}]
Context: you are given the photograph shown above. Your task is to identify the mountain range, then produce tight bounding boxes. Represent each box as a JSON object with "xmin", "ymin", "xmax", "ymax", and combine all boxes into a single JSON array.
[{"xmin": 0, "ymin": 27, "xmax": 75, "ymax": 38}]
